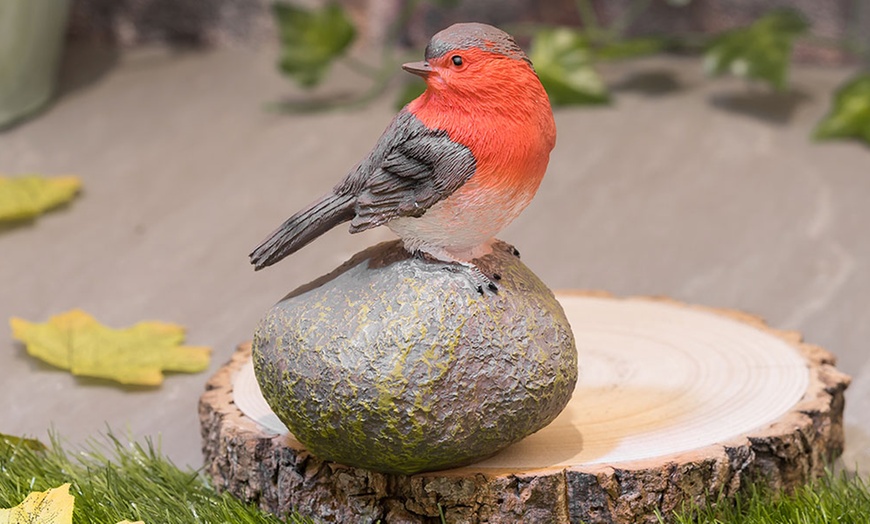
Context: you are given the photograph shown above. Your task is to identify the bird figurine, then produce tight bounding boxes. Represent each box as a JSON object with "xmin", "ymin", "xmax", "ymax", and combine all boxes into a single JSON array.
[{"xmin": 250, "ymin": 22, "xmax": 556, "ymax": 293}]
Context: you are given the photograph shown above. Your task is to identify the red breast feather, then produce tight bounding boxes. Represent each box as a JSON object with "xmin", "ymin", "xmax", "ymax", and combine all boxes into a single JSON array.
[{"xmin": 408, "ymin": 48, "xmax": 556, "ymax": 203}]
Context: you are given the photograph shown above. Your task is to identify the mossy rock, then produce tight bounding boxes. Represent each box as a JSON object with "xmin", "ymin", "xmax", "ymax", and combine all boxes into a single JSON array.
[{"xmin": 252, "ymin": 240, "xmax": 577, "ymax": 475}]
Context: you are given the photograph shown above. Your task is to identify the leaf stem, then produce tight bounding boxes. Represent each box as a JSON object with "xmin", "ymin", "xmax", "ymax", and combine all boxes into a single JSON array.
[
  {"xmin": 609, "ymin": 0, "xmax": 653, "ymax": 39},
  {"xmin": 574, "ymin": 0, "xmax": 602, "ymax": 40},
  {"xmin": 341, "ymin": 55, "xmax": 383, "ymax": 80}
]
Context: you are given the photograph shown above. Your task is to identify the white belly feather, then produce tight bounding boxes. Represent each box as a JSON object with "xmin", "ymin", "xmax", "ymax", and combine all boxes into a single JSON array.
[{"xmin": 387, "ymin": 178, "xmax": 534, "ymax": 262}]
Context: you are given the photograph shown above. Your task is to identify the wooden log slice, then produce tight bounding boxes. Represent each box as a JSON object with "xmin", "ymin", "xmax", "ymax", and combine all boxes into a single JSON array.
[{"xmin": 199, "ymin": 293, "xmax": 851, "ymax": 524}]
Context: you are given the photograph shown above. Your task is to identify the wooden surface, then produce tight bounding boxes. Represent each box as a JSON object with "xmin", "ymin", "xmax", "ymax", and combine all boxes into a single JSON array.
[{"xmin": 200, "ymin": 293, "xmax": 850, "ymax": 523}]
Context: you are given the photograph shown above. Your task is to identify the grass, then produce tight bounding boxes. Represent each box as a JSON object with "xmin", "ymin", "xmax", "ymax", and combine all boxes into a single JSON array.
[
  {"xmin": 669, "ymin": 471, "xmax": 870, "ymax": 524},
  {"xmin": 0, "ymin": 433, "xmax": 312, "ymax": 524},
  {"xmin": 3, "ymin": 432, "xmax": 870, "ymax": 523}
]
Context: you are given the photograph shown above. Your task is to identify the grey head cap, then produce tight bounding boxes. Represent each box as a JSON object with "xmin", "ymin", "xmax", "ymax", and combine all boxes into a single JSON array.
[{"xmin": 424, "ymin": 22, "xmax": 533, "ymax": 68}]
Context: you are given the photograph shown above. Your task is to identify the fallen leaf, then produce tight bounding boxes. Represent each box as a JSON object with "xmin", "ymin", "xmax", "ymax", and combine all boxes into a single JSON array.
[
  {"xmin": 0, "ymin": 483, "xmax": 74, "ymax": 524},
  {"xmin": 0, "ymin": 433, "xmax": 47, "ymax": 451},
  {"xmin": 0, "ymin": 175, "xmax": 81, "ymax": 222},
  {"xmin": 10, "ymin": 310, "xmax": 211, "ymax": 386},
  {"xmin": 273, "ymin": 2, "xmax": 356, "ymax": 88},
  {"xmin": 814, "ymin": 73, "xmax": 870, "ymax": 145},
  {"xmin": 704, "ymin": 8, "xmax": 809, "ymax": 90},
  {"xmin": 530, "ymin": 28, "xmax": 609, "ymax": 106},
  {"xmin": 0, "ymin": 484, "xmax": 145, "ymax": 524}
]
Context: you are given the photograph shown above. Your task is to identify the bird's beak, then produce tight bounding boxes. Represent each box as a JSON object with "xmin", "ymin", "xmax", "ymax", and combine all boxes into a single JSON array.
[{"xmin": 402, "ymin": 61, "xmax": 433, "ymax": 78}]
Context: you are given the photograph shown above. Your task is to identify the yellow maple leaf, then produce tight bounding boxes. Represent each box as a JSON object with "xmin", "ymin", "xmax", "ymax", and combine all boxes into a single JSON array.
[
  {"xmin": 0, "ymin": 483, "xmax": 74, "ymax": 524},
  {"xmin": 9, "ymin": 310, "xmax": 211, "ymax": 386},
  {"xmin": 0, "ymin": 484, "xmax": 145, "ymax": 524},
  {"xmin": 0, "ymin": 175, "xmax": 81, "ymax": 222}
]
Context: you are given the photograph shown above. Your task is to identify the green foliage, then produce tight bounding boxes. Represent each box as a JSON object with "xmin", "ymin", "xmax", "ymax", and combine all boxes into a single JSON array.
[
  {"xmin": 266, "ymin": 1, "xmax": 867, "ymax": 149},
  {"xmin": 814, "ymin": 73, "xmax": 870, "ymax": 145},
  {"xmin": 669, "ymin": 471, "xmax": 870, "ymax": 524},
  {"xmin": 394, "ymin": 78, "xmax": 427, "ymax": 110},
  {"xmin": 427, "ymin": 0, "xmax": 461, "ymax": 7},
  {"xmin": 0, "ymin": 433, "xmax": 311, "ymax": 524},
  {"xmin": 704, "ymin": 8, "xmax": 809, "ymax": 90},
  {"xmin": 529, "ymin": 28, "xmax": 609, "ymax": 106},
  {"xmin": 593, "ymin": 37, "xmax": 668, "ymax": 61},
  {"xmin": 0, "ymin": 433, "xmax": 46, "ymax": 452},
  {"xmin": 273, "ymin": 2, "xmax": 356, "ymax": 88}
]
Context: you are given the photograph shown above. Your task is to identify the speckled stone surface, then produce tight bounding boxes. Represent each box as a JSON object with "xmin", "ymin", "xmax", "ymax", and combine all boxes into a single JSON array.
[{"xmin": 252, "ymin": 240, "xmax": 578, "ymax": 474}]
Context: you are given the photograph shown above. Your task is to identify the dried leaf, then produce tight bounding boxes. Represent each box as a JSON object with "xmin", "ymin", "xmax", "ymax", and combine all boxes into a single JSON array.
[
  {"xmin": 0, "ymin": 175, "xmax": 81, "ymax": 222},
  {"xmin": 10, "ymin": 310, "xmax": 211, "ymax": 386},
  {"xmin": 0, "ymin": 484, "xmax": 74, "ymax": 524},
  {"xmin": 0, "ymin": 484, "xmax": 144, "ymax": 524},
  {"xmin": 814, "ymin": 73, "xmax": 870, "ymax": 145}
]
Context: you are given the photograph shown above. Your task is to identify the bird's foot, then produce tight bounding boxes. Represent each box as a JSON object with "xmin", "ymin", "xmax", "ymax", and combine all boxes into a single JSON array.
[
  {"xmin": 441, "ymin": 262, "xmax": 500, "ymax": 295},
  {"xmin": 413, "ymin": 250, "xmax": 500, "ymax": 295}
]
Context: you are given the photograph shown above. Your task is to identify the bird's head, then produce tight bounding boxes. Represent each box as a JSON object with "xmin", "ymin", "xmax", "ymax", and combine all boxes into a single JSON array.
[{"xmin": 402, "ymin": 23, "xmax": 539, "ymax": 102}]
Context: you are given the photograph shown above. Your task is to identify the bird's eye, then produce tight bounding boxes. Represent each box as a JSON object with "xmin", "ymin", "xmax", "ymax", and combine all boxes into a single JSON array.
[{"xmin": 451, "ymin": 55, "xmax": 463, "ymax": 67}]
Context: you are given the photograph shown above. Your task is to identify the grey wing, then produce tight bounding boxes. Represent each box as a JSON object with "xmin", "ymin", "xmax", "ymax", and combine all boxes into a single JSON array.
[{"xmin": 337, "ymin": 111, "xmax": 477, "ymax": 233}]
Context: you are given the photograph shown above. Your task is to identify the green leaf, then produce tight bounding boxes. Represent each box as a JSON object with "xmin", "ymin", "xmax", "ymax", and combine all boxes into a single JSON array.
[
  {"xmin": 0, "ymin": 434, "xmax": 46, "ymax": 452},
  {"xmin": 530, "ymin": 28, "xmax": 609, "ymax": 106},
  {"xmin": 704, "ymin": 8, "xmax": 809, "ymax": 90},
  {"xmin": 273, "ymin": 2, "xmax": 356, "ymax": 88},
  {"xmin": 394, "ymin": 79, "xmax": 427, "ymax": 110},
  {"xmin": 594, "ymin": 37, "xmax": 667, "ymax": 61},
  {"xmin": 814, "ymin": 73, "xmax": 870, "ymax": 145}
]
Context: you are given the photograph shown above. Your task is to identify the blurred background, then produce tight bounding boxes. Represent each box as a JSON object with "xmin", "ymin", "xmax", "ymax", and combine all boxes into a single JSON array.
[{"xmin": 1, "ymin": 0, "xmax": 869, "ymax": 474}]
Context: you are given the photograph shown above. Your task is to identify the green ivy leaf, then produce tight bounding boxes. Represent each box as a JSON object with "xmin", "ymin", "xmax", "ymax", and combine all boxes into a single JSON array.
[
  {"xmin": 530, "ymin": 28, "xmax": 609, "ymax": 106},
  {"xmin": 594, "ymin": 37, "xmax": 667, "ymax": 61},
  {"xmin": 394, "ymin": 78, "xmax": 427, "ymax": 110},
  {"xmin": 704, "ymin": 8, "xmax": 809, "ymax": 90},
  {"xmin": 814, "ymin": 73, "xmax": 870, "ymax": 145},
  {"xmin": 273, "ymin": 2, "xmax": 356, "ymax": 88}
]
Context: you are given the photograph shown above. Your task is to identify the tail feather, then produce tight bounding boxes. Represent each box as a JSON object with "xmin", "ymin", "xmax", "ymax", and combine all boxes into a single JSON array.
[{"xmin": 250, "ymin": 193, "xmax": 355, "ymax": 270}]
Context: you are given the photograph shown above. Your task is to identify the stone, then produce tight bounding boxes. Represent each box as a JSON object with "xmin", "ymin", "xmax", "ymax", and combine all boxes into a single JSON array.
[{"xmin": 252, "ymin": 239, "xmax": 578, "ymax": 475}]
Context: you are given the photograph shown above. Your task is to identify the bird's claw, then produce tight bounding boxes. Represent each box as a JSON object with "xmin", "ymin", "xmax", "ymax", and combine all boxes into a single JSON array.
[
  {"xmin": 468, "ymin": 265, "xmax": 499, "ymax": 295},
  {"xmin": 440, "ymin": 262, "xmax": 499, "ymax": 295},
  {"xmin": 413, "ymin": 249, "xmax": 500, "ymax": 295}
]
